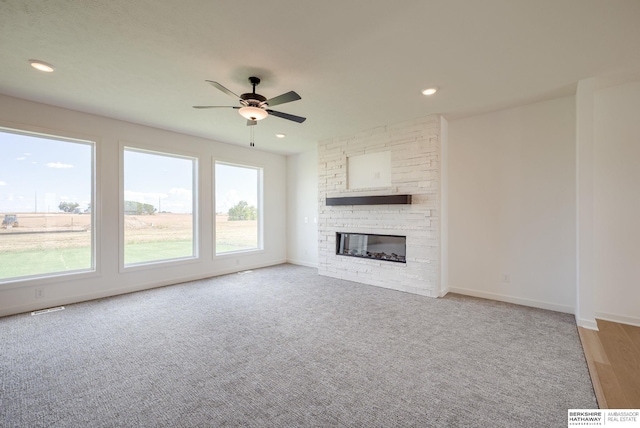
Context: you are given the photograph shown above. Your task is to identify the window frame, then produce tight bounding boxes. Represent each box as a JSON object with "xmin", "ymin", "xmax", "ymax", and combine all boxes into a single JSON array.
[
  {"xmin": 213, "ymin": 159, "xmax": 264, "ymax": 258},
  {"xmin": 120, "ymin": 143, "xmax": 199, "ymax": 272},
  {"xmin": 0, "ymin": 124, "xmax": 98, "ymax": 288}
]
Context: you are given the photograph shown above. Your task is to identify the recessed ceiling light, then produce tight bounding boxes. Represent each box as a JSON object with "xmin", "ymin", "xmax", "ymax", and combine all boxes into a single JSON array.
[
  {"xmin": 29, "ymin": 60, "xmax": 55, "ymax": 73},
  {"xmin": 422, "ymin": 87, "xmax": 438, "ymax": 96},
  {"xmin": 275, "ymin": 133, "xmax": 286, "ymax": 138}
]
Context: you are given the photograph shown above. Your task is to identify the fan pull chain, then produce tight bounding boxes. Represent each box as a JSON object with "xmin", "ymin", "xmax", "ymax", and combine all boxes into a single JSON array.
[{"xmin": 250, "ymin": 125, "xmax": 255, "ymax": 147}]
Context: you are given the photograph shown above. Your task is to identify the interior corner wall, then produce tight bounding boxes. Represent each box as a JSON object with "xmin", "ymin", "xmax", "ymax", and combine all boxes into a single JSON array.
[
  {"xmin": 575, "ymin": 78, "xmax": 597, "ymax": 330},
  {"xmin": 439, "ymin": 116, "xmax": 449, "ymax": 297},
  {"xmin": 0, "ymin": 94, "xmax": 287, "ymax": 317},
  {"xmin": 286, "ymin": 149, "xmax": 319, "ymax": 268},
  {"xmin": 448, "ymin": 96, "xmax": 577, "ymax": 313},
  {"xmin": 593, "ymin": 79, "xmax": 640, "ymax": 326}
]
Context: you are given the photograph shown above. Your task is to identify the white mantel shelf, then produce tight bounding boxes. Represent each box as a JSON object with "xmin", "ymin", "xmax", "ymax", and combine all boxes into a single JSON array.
[{"xmin": 326, "ymin": 195, "xmax": 412, "ymax": 206}]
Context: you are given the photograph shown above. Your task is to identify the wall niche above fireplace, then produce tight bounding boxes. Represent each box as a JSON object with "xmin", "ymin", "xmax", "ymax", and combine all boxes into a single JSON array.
[
  {"xmin": 347, "ymin": 151, "xmax": 392, "ymax": 189},
  {"xmin": 336, "ymin": 232, "xmax": 406, "ymax": 263}
]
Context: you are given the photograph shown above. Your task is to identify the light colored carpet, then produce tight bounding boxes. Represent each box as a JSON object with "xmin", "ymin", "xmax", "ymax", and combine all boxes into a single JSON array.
[{"xmin": 1, "ymin": 264, "xmax": 596, "ymax": 427}]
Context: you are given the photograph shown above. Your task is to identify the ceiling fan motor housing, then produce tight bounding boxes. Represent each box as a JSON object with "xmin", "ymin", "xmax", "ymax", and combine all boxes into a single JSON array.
[
  {"xmin": 240, "ymin": 76, "xmax": 268, "ymax": 107},
  {"xmin": 238, "ymin": 76, "xmax": 269, "ymax": 120},
  {"xmin": 240, "ymin": 92, "xmax": 267, "ymax": 106}
]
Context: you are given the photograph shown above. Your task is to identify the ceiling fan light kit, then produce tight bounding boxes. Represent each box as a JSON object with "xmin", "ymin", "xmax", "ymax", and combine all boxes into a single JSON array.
[{"xmin": 239, "ymin": 106, "xmax": 268, "ymax": 121}]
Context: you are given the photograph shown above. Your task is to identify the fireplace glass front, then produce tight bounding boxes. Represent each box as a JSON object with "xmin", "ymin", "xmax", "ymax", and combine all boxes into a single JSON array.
[{"xmin": 336, "ymin": 232, "xmax": 406, "ymax": 263}]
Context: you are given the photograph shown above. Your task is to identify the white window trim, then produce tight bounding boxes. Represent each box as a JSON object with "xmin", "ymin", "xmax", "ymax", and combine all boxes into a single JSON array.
[
  {"xmin": 119, "ymin": 142, "xmax": 199, "ymax": 272},
  {"xmin": 213, "ymin": 158, "xmax": 264, "ymax": 258},
  {"xmin": 0, "ymin": 124, "xmax": 98, "ymax": 288}
]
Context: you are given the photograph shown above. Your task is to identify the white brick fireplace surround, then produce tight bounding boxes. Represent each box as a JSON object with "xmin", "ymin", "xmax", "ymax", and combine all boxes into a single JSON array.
[{"xmin": 318, "ymin": 115, "xmax": 445, "ymax": 297}]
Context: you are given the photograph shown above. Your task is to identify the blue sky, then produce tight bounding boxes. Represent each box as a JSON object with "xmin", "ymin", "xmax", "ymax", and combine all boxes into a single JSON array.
[
  {"xmin": 0, "ymin": 130, "xmax": 92, "ymax": 213},
  {"xmin": 124, "ymin": 149, "xmax": 194, "ymax": 214},
  {"xmin": 215, "ymin": 162, "xmax": 259, "ymax": 214},
  {"xmin": 124, "ymin": 151, "xmax": 259, "ymax": 214},
  {"xmin": 0, "ymin": 129, "xmax": 259, "ymax": 215}
]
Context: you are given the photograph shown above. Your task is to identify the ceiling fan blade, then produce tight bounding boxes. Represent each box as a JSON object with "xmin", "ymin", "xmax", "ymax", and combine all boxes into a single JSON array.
[
  {"xmin": 265, "ymin": 91, "xmax": 301, "ymax": 107},
  {"xmin": 192, "ymin": 105, "xmax": 239, "ymax": 109},
  {"xmin": 246, "ymin": 120, "xmax": 257, "ymax": 126},
  {"xmin": 205, "ymin": 80, "xmax": 241, "ymax": 99},
  {"xmin": 266, "ymin": 109, "xmax": 307, "ymax": 123}
]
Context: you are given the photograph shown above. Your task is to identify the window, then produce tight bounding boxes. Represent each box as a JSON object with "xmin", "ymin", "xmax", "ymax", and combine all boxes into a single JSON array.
[
  {"xmin": 123, "ymin": 148, "xmax": 197, "ymax": 266},
  {"xmin": 0, "ymin": 128, "xmax": 94, "ymax": 282},
  {"xmin": 215, "ymin": 162, "xmax": 262, "ymax": 254}
]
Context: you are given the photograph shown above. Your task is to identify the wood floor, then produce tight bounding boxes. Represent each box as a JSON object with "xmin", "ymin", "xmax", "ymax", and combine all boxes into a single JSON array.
[{"xmin": 578, "ymin": 319, "xmax": 640, "ymax": 409}]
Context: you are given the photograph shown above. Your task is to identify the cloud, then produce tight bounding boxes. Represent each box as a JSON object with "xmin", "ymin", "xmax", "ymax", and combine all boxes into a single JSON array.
[
  {"xmin": 46, "ymin": 162, "xmax": 74, "ymax": 169},
  {"xmin": 0, "ymin": 181, "xmax": 6, "ymax": 186},
  {"xmin": 16, "ymin": 157, "xmax": 27, "ymax": 161},
  {"xmin": 168, "ymin": 187, "xmax": 192, "ymax": 198},
  {"xmin": 217, "ymin": 189, "xmax": 243, "ymax": 213},
  {"xmin": 124, "ymin": 191, "xmax": 167, "ymax": 205}
]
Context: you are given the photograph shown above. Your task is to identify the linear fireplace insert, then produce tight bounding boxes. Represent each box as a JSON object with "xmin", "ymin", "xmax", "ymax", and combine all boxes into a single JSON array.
[{"xmin": 336, "ymin": 232, "xmax": 406, "ymax": 263}]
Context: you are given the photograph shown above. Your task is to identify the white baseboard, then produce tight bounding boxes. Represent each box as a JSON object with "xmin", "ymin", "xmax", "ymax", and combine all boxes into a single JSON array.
[
  {"xmin": 596, "ymin": 311, "xmax": 640, "ymax": 328},
  {"xmin": 448, "ymin": 286, "xmax": 575, "ymax": 314},
  {"xmin": 576, "ymin": 316, "xmax": 599, "ymax": 331},
  {"xmin": 438, "ymin": 286, "xmax": 450, "ymax": 298},
  {"xmin": 286, "ymin": 259, "xmax": 319, "ymax": 269}
]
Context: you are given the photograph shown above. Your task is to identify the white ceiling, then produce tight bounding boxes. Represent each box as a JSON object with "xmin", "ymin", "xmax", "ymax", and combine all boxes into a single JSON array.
[{"xmin": 1, "ymin": 1, "xmax": 640, "ymax": 155}]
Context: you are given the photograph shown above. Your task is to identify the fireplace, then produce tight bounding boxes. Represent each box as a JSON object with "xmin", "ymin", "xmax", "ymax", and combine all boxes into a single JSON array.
[
  {"xmin": 336, "ymin": 232, "xmax": 406, "ymax": 263},
  {"xmin": 318, "ymin": 114, "xmax": 442, "ymax": 296}
]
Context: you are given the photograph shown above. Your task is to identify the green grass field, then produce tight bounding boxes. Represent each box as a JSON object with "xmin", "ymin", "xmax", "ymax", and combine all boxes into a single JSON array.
[
  {"xmin": 0, "ymin": 235, "xmax": 258, "ymax": 280},
  {"xmin": 0, "ymin": 247, "xmax": 92, "ymax": 280},
  {"xmin": 0, "ymin": 214, "xmax": 258, "ymax": 281},
  {"xmin": 0, "ymin": 241, "xmax": 249, "ymax": 280},
  {"xmin": 124, "ymin": 240, "xmax": 194, "ymax": 265},
  {"xmin": 0, "ymin": 241, "xmax": 199, "ymax": 280}
]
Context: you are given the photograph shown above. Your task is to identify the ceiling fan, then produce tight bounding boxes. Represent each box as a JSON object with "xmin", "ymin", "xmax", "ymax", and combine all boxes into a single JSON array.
[{"xmin": 193, "ymin": 76, "xmax": 306, "ymax": 126}]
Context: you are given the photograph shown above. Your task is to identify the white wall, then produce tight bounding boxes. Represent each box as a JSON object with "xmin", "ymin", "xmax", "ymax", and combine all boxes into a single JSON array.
[
  {"xmin": 286, "ymin": 149, "xmax": 318, "ymax": 267},
  {"xmin": 575, "ymin": 78, "xmax": 597, "ymax": 329},
  {"xmin": 440, "ymin": 116, "xmax": 449, "ymax": 296},
  {"xmin": 594, "ymin": 79, "xmax": 640, "ymax": 326},
  {"xmin": 0, "ymin": 94, "xmax": 287, "ymax": 317},
  {"xmin": 448, "ymin": 96, "xmax": 577, "ymax": 313}
]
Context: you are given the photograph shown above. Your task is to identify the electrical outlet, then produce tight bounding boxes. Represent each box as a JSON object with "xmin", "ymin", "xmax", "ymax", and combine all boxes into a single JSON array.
[
  {"xmin": 35, "ymin": 288, "xmax": 44, "ymax": 299},
  {"xmin": 502, "ymin": 274, "xmax": 511, "ymax": 284}
]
